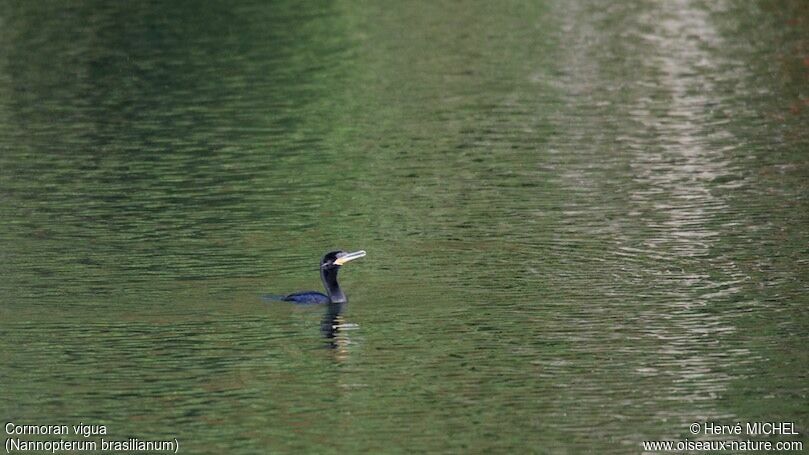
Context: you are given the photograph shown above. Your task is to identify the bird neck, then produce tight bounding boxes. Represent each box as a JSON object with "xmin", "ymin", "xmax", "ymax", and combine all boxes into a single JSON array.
[{"xmin": 321, "ymin": 268, "xmax": 346, "ymax": 304}]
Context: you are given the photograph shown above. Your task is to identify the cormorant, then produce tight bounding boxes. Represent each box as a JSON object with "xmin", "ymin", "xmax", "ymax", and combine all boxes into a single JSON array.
[{"xmin": 281, "ymin": 250, "xmax": 366, "ymax": 304}]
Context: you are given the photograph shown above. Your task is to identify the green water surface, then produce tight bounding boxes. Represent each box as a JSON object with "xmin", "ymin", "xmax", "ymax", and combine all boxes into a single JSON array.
[{"xmin": 1, "ymin": 0, "xmax": 807, "ymax": 453}]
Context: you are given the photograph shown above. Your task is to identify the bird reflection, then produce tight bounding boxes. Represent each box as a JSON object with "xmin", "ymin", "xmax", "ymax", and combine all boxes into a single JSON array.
[{"xmin": 320, "ymin": 303, "xmax": 357, "ymax": 358}]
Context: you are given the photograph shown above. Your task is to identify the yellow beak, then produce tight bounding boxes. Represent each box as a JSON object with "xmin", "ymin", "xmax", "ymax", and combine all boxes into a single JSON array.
[{"xmin": 333, "ymin": 250, "xmax": 367, "ymax": 266}]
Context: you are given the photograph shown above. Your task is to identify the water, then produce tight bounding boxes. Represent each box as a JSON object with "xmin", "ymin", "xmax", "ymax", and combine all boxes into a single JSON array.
[{"xmin": 1, "ymin": 0, "xmax": 807, "ymax": 452}]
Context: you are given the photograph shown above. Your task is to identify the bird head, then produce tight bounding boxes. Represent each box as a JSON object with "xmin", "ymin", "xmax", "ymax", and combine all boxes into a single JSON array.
[{"xmin": 320, "ymin": 250, "xmax": 367, "ymax": 270}]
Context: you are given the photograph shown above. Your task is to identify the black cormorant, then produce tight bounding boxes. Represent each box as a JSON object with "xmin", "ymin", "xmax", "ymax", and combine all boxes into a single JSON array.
[{"xmin": 281, "ymin": 250, "xmax": 366, "ymax": 304}]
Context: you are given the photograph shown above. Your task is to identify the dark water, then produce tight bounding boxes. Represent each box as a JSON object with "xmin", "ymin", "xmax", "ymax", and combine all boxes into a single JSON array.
[{"xmin": 1, "ymin": 0, "xmax": 807, "ymax": 453}]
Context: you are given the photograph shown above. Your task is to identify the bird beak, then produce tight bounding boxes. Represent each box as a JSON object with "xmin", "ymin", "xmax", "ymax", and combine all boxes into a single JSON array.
[{"xmin": 333, "ymin": 250, "xmax": 366, "ymax": 266}]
